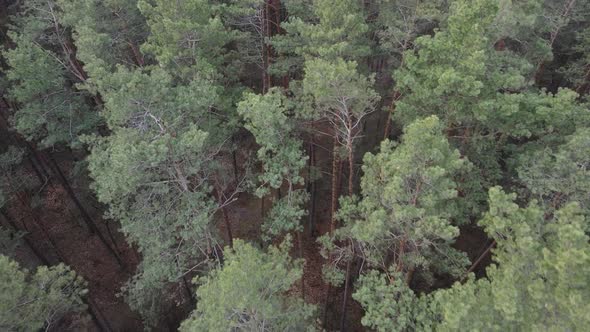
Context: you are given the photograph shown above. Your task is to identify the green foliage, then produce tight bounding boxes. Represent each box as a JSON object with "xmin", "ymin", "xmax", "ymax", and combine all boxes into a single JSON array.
[
  {"xmin": 180, "ymin": 239, "xmax": 316, "ymax": 331},
  {"xmin": 428, "ymin": 187, "xmax": 590, "ymax": 330},
  {"xmin": 353, "ymin": 269, "xmax": 434, "ymax": 332},
  {"xmin": 3, "ymin": 0, "xmax": 102, "ymax": 148},
  {"xmin": 324, "ymin": 116, "xmax": 470, "ymax": 284},
  {"xmin": 272, "ymin": 0, "xmax": 370, "ymax": 76},
  {"xmin": 85, "ymin": 67, "xmax": 225, "ymax": 325},
  {"xmin": 559, "ymin": 26, "xmax": 590, "ymax": 93},
  {"xmin": 279, "ymin": 0, "xmax": 370, "ymax": 60},
  {"xmin": 58, "ymin": 0, "xmax": 147, "ymax": 74},
  {"xmin": 303, "ymin": 58, "xmax": 379, "ymax": 157},
  {"xmin": 138, "ymin": 0, "xmax": 234, "ymax": 81},
  {"xmin": 0, "ymin": 228, "xmax": 25, "ymax": 258},
  {"xmin": 4, "ymin": 39, "xmax": 98, "ymax": 148},
  {"xmin": 517, "ymin": 127, "xmax": 590, "ymax": 215},
  {"xmin": 238, "ymin": 88, "xmax": 306, "ymax": 191},
  {"xmin": 372, "ymin": 0, "xmax": 447, "ymax": 66},
  {"xmin": 0, "ymin": 256, "xmax": 87, "ymax": 331},
  {"xmin": 394, "ymin": 0, "xmax": 588, "ymax": 189},
  {"xmin": 0, "ymin": 146, "xmax": 38, "ymax": 209},
  {"xmin": 238, "ymin": 88, "xmax": 309, "ymax": 237},
  {"xmin": 354, "ymin": 187, "xmax": 590, "ymax": 331}
]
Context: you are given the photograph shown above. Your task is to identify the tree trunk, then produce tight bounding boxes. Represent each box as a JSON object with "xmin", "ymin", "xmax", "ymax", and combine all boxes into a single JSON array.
[
  {"xmin": 462, "ymin": 240, "xmax": 496, "ymax": 281},
  {"xmin": 307, "ymin": 139, "xmax": 316, "ymax": 236},
  {"xmin": 322, "ymin": 284, "xmax": 332, "ymax": 329},
  {"xmin": 330, "ymin": 139, "xmax": 340, "ymax": 234},
  {"xmin": 347, "ymin": 140, "xmax": 354, "ymax": 196},
  {"xmin": 221, "ymin": 206, "xmax": 233, "ymax": 248},
  {"xmin": 262, "ymin": 1, "xmax": 269, "ymax": 93},
  {"xmin": 232, "ymin": 150, "xmax": 239, "ymax": 184},
  {"xmin": 383, "ymin": 90, "xmax": 401, "ymax": 140},
  {"xmin": 214, "ymin": 186, "xmax": 234, "ymax": 248},
  {"xmin": 340, "ymin": 257, "xmax": 352, "ymax": 332},
  {"xmin": 298, "ymin": 231, "xmax": 305, "ymax": 301}
]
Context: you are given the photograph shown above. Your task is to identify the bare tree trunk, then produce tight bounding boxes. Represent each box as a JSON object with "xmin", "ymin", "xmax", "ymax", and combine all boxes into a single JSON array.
[
  {"xmin": 298, "ymin": 230, "xmax": 305, "ymax": 301},
  {"xmin": 330, "ymin": 139, "xmax": 340, "ymax": 234},
  {"xmin": 232, "ymin": 150, "xmax": 239, "ymax": 184},
  {"xmin": 19, "ymin": 194, "xmax": 66, "ymax": 263},
  {"xmin": 462, "ymin": 240, "xmax": 496, "ymax": 281},
  {"xmin": 214, "ymin": 184, "xmax": 234, "ymax": 248},
  {"xmin": 322, "ymin": 284, "xmax": 332, "ymax": 329},
  {"xmin": 221, "ymin": 206, "xmax": 233, "ymax": 248},
  {"xmin": 340, "ymin": 257, "xmax": 352, "ymax": 332},
  {"xmin": 46, "ymin": 153, "xmax": 96, "ymax": 233},
  {"xmin": 307, "ymin": 139, "xmax": 316, "ymax": 236},
  {"xmin": 347, "ymin": 140, "xmax": 354, "ymax": 196}
]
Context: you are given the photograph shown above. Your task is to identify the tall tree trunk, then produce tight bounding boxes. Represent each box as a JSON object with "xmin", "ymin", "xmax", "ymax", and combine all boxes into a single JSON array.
[
  {"xmin": 232, "ymin": 149, "xmax": 239, "ymax": 184},
  {"xmin": 462, "ymin": 240, "xmax": 496, "ymax": 281},
  {"xmin": 322, "ymin": 284, "xmax": 332, "ymax": 329},
  {"xmin": 347, "ymin": 138, "xmax": 354, "ymax": 196},
  {"xmin": 221, "ymin": 206, "xmax": 233, "ymax": 249},
  {"xmin": 330, "ymin": 139, "xmax": 340, "ymax": 234},
  {"xmin": 262, "ymin": 1, "xmax": 269, "ymax": 93},
  {"xmin": 307, "ymin": 139, "xmax": 316, "ymax": 236},
  {"xmin": 17, "ymin": 194, "xmax": 66, "ymax": 263},
  {"xmin": 383, "ymin": 91, "xmax": 401, "ymax": 140},
  {"xmin": 214, "ymin": 183, "xmax": 234, "ymax": 248},
  {"xmin": 298, "ymin": 230, "xmax": 305, "ymax": 301},
  {"xmin": 340, "ymin": 257, "xmax": 352, "ymax": 332}
]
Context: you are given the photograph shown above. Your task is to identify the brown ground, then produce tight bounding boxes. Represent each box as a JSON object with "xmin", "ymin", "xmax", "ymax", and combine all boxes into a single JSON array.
[{"xmin": 4, "ymin": 157, "xmax": 143, "ymax": 332}]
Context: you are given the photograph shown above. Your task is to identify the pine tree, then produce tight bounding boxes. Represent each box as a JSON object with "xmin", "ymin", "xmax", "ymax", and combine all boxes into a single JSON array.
[
  {"xmin": 238, "ymin": 87, "xmax": 308, "ymax": 237},
  {"xmin": 180, "ymin": 239, "xmax": 316, "ymax": 331},
  {"xmin": 428, "ymin": 187, "xmax": 590, "ymax": 330},
  {"xmin": 84, "ymin": 66, "xmax": 227, "ymax": 326},
  {"xmin": 322, "ymin": 116, "xmax": 471, "ymax": 287},
  {"xmin": 3, "ymin": 0, "xmax": 102, "ymax": 148},
  {"xmin": 303, "ymin": 58, "xmax": 379, "ymax": 231},
  {"xmin": 0, "ymin": 255, "xmax": 87, "ymax": 331}
]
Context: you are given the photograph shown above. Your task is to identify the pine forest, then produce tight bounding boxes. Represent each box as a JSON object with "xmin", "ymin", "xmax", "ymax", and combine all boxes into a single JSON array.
[{"xmin": 1, "ymin": 0, "xmax": 590, "ymax": 331}]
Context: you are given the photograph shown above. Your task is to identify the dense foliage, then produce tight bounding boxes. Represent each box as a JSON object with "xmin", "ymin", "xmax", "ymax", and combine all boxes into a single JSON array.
[{"xmin": 1, "ymin": 0, "xmax": 589, "ymax": 330}]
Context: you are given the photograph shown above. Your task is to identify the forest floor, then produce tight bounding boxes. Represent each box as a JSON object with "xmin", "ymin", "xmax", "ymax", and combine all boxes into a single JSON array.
[{"xmin": 4, "ymin": 156, "xmax": 143, "ymax": 331}]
